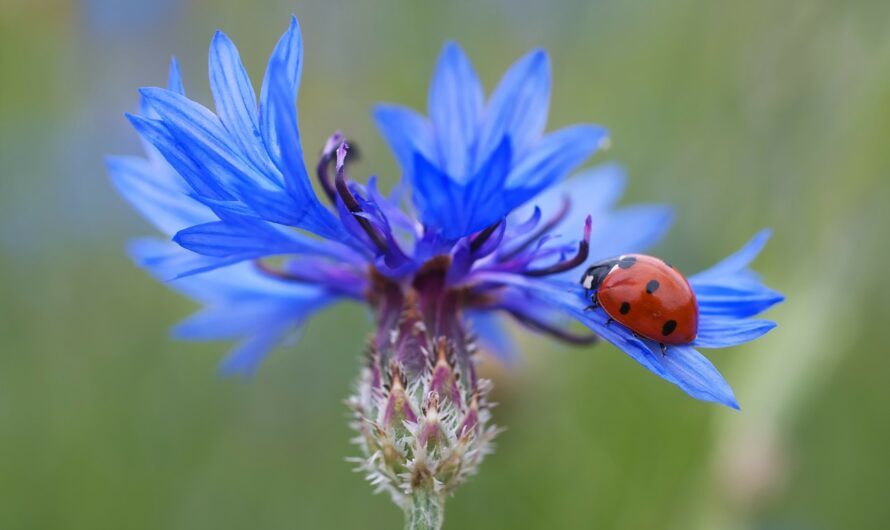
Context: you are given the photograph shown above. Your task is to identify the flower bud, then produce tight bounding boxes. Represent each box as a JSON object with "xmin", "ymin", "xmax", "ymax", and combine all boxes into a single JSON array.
[{"xmin": 348, "ymin": 266, "xmax": 498, "ymax": 515}]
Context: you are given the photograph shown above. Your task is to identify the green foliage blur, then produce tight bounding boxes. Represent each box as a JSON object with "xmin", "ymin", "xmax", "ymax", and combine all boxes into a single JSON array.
[{"xmin": 2, "ymin": 0, "xmax": 889, "ymax": 528}]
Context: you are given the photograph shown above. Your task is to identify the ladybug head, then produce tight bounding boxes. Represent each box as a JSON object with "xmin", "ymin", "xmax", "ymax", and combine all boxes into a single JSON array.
[{"xmin": 580, "ymin": 259, "xmax": 619, "ymax": 291}]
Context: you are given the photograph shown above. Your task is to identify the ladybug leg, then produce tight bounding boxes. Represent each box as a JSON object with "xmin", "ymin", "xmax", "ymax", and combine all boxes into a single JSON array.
[
  {"xmin": 631, "ymin": 331, "xmax": 642, "ymax": 339},
  {"xmin": 659, "ymin": 343, "xmax": 667, "ymax": 356},
  {"xmin": 584, "ymin": 295, "xmax": 599, "ymax": 312},
  {"xmin": 605, "ymin": 317, "xmax": 615, "ymax": 326}
]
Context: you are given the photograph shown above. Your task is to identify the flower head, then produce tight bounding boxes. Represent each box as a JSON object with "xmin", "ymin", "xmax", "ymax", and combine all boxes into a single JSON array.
[{"xmin": 109, "ymin": 13, "xmax": 782, "ymax": 525}]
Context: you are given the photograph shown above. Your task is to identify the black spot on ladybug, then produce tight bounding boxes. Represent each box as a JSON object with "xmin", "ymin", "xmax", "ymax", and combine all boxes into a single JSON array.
[
  {"xmin": 662, "ymin": 320, "xmax": 677, "ymax": 336},
  {"xmin": 618, "ymin": 256, "xmax": 637, "ymax": 269},
  {"xmin": 619, "ymin": 302, "xmax": 631, "ymax": 315},
  {"xmin": 646, "ymin": 280, "xmax": 660, "ymax": 294}
]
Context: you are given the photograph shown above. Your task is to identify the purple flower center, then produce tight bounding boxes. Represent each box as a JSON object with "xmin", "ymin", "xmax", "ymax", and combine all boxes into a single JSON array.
[{"xmin": 255, "ymin": 133, "xmax": 600, "ymax": 355}]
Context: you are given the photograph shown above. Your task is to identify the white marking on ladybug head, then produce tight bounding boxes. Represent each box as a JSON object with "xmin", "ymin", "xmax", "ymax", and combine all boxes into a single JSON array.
[{"xmin": 582, "ymin": 275, "xmax": 594, "ymax": 290}]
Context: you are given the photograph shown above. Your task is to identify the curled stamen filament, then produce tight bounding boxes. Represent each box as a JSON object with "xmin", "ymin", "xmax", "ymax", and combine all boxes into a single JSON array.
[
  {"xmin": 523, "ymin": 215, "xmax": 592, "ymax": 277},
  {"xmin": 470, "ymin": 220, "xmax": 503, "ymax": 253},
  {"xmin": 334, "ymin": 143, "xmax": 390, "ymax": 253},
  {"xmin": 315, "ymin": 131, "xmax": 344, "ymax": 204},
  {"xmin": 500, "ymin": 195, "xmax": 571, "ymax": 261}
]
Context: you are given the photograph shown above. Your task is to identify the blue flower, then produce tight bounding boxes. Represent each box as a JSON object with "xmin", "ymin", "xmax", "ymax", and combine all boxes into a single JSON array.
[{"xmin": 109, "ymin": 15, "xmax": 782, "ymax": 407}]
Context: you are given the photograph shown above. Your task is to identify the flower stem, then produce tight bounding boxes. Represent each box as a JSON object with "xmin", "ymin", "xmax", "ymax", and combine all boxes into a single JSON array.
[{"xmin": 404, "ymin": 489, "xmax": 445, "ymax": 530}]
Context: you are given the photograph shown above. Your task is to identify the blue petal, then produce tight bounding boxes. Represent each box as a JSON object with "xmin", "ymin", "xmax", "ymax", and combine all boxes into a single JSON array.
[
  {"xmin": 261, "ymin": 61, "xmax": 309, "ymax": 195},
  {"xmin": 167, "ymin": 56, "xmax": 185, "ymax": 95},
  {"xmin": 162, "ymin": 255, "xmax": 327, "ymax": 302},
  {"xmin": 172, "ymin": 283, "xmax": 330, "ymax": 342},
  {"xmin": 694, "ymin": 282, "xmax": 785, "ymax": 319},
  {"xmin": 259, "ymin": 15, "xmax": 303, "ymax": 167},
  {"xmin": 428, "ymin": 42, "xmax": 483, "ymax": 180},
  {"xmin": 140, "ymin": 57, "xmax": 185, "ymax": 121},
  {"xmin": 208, "ymin": 30, "xmax": 268, "ymax": 171},
  {"xmin": 139, "ymin": 240, "xmax": 337, "ymax": 376},
  {"xmin": 222, "ymin": 187, "xmax": 308, "ymax": 226},
  {"xmin": 218, "ymin": 328, "xmax": 293, "ymax": 376},
  {"xmin": 264, "ymin": 60, "xmax": 350, "ymax": 242},
  {"xmin": 149, "ymin": 277, "xmax": 324, "ymax": 376},
  {"xmin": 505, "ymin": 124, "xmax": 608, "ymax": 191},
  {"xmin": 373, "ymin": 104, "xmax": 436, "ymax": 173},
  {"xmin": 126, "ymin": 113, "xmax": 232, "ymax": 200},
  {"xmin": 410, "ymin": 151, "xmax": 457, "ymax": 231},
  {"xmin": 569, "ymin": 297, "xmax": 740, "ymax": 409},
  {"xmin": 107, "ymin": 155, "xmax": 214, "ymax": 235},
  {"xmin": 543, "ymin": 289, "xmax": 739, "ymax": 409},
  {"xmin": 689, "ymin": 230, "xmax": 783, "ymax": 319},
  {"xmin": 558, "ymin": 281, "xmax": 741, "ymax": 408},
  {"xmin": 659, "ymin": 345, "xmax": 739, "ymax": 409},
  {"xmin": 128, "ymin": 238, "xmax": 241, "ymax": 280},
  {"xmin": 549, "ymin": 286, "xmax": 676, "ymax": 382},
  {"xmin": 139, "ymin": 87, "xmax": 280, "ymax": 191},
  {"xmin": 412, "ymin": 138, "xmax": 512, "ymax": 239},
  {"xmin": 690, "ymin": 229, "xmax": 772, "ymax": 283},
  {"xmin": 694, "ymin": 317, "xmax": 777, "ymax": 348},
  {"xmin": 476, "ymin": 49, "xmax": 550, "ymax": 168},
  {"xmin": 173, "ymin": 216, "xmax": 344, "ymax": 262},
  {"xmin": 175, "ymin": 301, "xmax": 297, "ymax": 340},
  {"xmin": 459, "ymin": 138, "xmax": 513, "ymax": 235}
]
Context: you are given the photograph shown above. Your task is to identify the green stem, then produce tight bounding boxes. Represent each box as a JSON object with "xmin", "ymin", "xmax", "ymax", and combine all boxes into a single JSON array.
[{"xmin": 404, "ymin": 489, "xmax": 445, "ymax": 530}]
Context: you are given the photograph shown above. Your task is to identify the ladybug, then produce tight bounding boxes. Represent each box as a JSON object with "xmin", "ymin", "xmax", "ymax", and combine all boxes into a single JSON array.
[{"xmin": 581, "ymin": 254, "xmax": 698, "ymax": 353}]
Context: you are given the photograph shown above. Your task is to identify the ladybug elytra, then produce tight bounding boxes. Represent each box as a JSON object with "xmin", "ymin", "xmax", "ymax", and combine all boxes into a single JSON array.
[{"xmin": 581, "ymin": 254, "xmax": 698, "ymax": 352}]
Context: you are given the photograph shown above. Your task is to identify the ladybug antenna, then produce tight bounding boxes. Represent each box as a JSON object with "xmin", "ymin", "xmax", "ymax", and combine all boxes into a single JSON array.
[{"xmin": 523, "ymin": 215, "xmax": 591, "ymax": 277}]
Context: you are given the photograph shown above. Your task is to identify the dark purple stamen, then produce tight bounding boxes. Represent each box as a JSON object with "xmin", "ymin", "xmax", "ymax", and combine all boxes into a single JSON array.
[
  {"xmin": 500, "ymin": 195, "xmax": 571, "ymax": 260},
  {"xmin": 470, "ymin": 220, "xmax": 503, "ymax": 253},
  {"xmin": 523, "ymin": 215, "xmax": 592, "ymax": 277},
  {"xmin": 334, "ymin": 143, "xmax": 390, "ymax": 253},
  {"xmin": 315, "ymin": 131, "xmax": 343, "ymax": 204}
]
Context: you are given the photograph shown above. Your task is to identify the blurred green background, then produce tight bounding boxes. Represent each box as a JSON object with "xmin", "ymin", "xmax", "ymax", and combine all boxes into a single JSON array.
[{"xmin": 2, "ymin": 0, "xmax": 889, "ymax": 528}]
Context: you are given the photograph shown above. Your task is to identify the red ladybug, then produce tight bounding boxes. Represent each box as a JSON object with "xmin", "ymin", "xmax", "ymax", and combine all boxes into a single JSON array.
[{"xmin": 581, "ymin": 254, "xmax": 698, "ymax": 352}]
